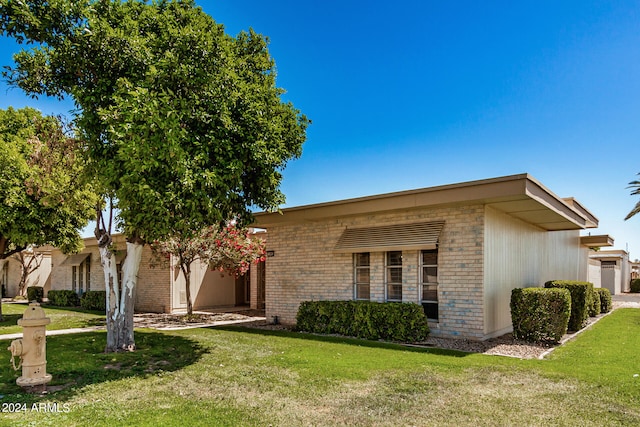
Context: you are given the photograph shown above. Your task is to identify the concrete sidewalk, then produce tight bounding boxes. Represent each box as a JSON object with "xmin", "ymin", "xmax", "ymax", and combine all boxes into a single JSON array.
[
  {"xmin": 612, "ymin": 292, "xmax": 640, "ymax": 308},
  {"xmin": 0, "ymin": 316, "xmax": 265, "ymax": 341},
  {"xmin": 0, "ymin": 326, "xmax": 105, "ymax": 341}
]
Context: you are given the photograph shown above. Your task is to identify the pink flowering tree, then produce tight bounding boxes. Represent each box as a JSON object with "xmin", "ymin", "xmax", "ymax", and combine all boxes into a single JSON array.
[{"xmin": 151, "ymin": 224, "xmax": 266, "ymax": 316}]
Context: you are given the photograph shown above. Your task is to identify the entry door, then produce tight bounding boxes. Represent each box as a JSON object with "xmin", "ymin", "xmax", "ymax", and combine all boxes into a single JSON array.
[{"xmin": 601, "ymin": 262, "xmax": 616, "ymax": 294}]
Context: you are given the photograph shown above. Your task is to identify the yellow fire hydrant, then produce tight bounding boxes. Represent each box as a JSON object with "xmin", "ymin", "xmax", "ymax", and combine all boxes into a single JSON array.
[{"xmin": 7, "ymin": 302, "xmax": 52, "ymax": 390}]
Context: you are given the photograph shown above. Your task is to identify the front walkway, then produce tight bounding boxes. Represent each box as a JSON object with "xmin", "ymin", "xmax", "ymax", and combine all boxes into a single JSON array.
[{"xmin": 0, "ymin": 313, "xmax": 266, "ymax": 341}]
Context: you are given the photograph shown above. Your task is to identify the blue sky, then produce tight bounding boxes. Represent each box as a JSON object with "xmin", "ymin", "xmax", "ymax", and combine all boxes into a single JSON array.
[{"xmin": 1, "ymin": 1, "xmax": 640, "ymax": 257}]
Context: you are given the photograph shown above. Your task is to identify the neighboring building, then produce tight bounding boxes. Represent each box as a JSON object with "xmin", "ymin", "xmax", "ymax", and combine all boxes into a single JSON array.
[
  {"xmin": 48, "ymin": 233, "xmax": 265, "ymax": 313},
  {"xmin": 1, "ymin": 249, "xmax": 52, "ymax": 298},
  {"xmin": 253, "ymin": 174, "xmax": 604, "ymax": 340},
  {"xmin": 589, "ymin": 249, "xmax": 632, "ymax": 295},
  {"xmin": 631, "ymin": 259, "xmax": 640, "ymax": 281}
]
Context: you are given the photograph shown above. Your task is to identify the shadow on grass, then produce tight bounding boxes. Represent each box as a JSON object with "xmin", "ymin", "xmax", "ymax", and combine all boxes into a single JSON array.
[
  {"xmin": 0, "ymin": 314, "xmax": 22, "ymax": 328},
  {"xmin": 214, "ymin": 325, "xmax": 470, "ymax": 358},
  {"xmin": 1, "ymin": 304, "xmax": 106, "ymax": 331},
  {"xmin": 0, "ymin": 330, "xmax": 206, "ymax": 405}
]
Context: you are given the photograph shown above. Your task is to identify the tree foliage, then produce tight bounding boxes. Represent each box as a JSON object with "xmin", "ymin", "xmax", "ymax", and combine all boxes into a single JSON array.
[
  {"xmin": 0, "ymin": 106, "xmax": 96, "ymax": 320},
  {"xmin": 0, "ymin": 107, "xmax": 96, "ymax": 258},
  {"xmin": 1, "ymin": 0, "xmax": 307, "ymax": 350},
  {"xmin": 1, "ymin": 0, "xmax": 309, "ymax": 242}
]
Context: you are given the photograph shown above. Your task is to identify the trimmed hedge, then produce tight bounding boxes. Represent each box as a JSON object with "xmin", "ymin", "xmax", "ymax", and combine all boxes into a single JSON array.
[
  {"xmin": 296, "ymin": 300, "xmax": 430, "ymax": 342},
  {"xmin": 47, "ymin": 290, "xmax": 80, "ymax": 307},
  {"xmin": 589, "ymin": 290, "xmax": 601, "ymax": 317},
  {"xmin": 510, "ymin": 287, "xmax": 571, "ymax": 343},
  {"xmin": 80, "ymin": 291, "xmax": 106, "ymax": 311},
  {"xmin": 544, "ymin": 280, "xmax": 593, "ymax": 331},
  {"xmin": 26, "ymin": 286, "xmax": 44, "ymax": 303},
  {"xmin": 596, "ymin": 288, "xmax": 612, "ymax": 313},
  {"xmin": 631, "ymin": 279, "xmax": 640, "ymax": 293}
]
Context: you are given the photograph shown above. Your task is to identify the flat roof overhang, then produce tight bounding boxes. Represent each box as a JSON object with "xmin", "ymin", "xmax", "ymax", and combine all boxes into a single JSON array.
[
  {"xmin": 253, "ymin": 173, "xmax": 598, "ymax": 231},
  {"xmin": 580, "ymin": 235, "xmax": 614, "ymax": 248}
]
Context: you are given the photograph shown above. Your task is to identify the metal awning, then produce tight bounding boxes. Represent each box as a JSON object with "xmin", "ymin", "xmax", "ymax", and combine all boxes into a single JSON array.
[
  {"xmin": 60, "ymin": 253, "xmax": 89, "ymax": 266},
  {"xmin": 333, "ymin": 221, "xmax": 444, "ymax": 253}
]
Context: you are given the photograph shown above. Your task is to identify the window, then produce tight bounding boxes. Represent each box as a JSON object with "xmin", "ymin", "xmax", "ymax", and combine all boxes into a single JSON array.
[
  {"xmin": 354, "ymin": 253, "xmax": 370, "ymax": 300},
  {"xmin": 72, "ymin": 255, "xmax": 91, "ymax": 294},
  {"xmin": 386, "ymin": 251, "xmax": 402, "ymax": 301},
  {"xmin": 85, "ymin": 256, "xmax": 91, "ymax": 292},
  {"xmin": 78, "ymin": 261, "xmax": 84, "ymax": 294},
  {"xmin": 72, "ymin": 266, "xmax": 77, "ymax": 292},
  {"xmin": 421, "ymin": 249, "xmax": 439, "ymax": 320}
]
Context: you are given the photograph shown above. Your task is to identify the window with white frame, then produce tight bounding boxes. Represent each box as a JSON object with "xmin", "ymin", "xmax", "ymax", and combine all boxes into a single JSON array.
[
  {"xmin": 72, "ymin": 265, "xmax": 77, "ymax": 292},
  {"xmin": 354, "ymin": 253, "xmax": 370, "ymax": 300},
  {"xmin": 420, "ymin": 249, "xmax": 439, "ymax": 320},
  {"xmin": 72, "ymin": 256, "xmax": 91, "ymax": 294},
  {"xmin": 386, "ymin": 251, "xmax": 402, "ymax": 301},
  {"xmin": 85, "ymin": 256, "xmax": 91, "ymax": 292}
]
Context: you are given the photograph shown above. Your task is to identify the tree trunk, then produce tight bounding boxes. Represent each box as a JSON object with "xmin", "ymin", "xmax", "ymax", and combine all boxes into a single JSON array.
[
  {"xmin": 0, "ymin": 258, "xmax": 5, "ymax": 322},
  {"xmin": 98, "ymin": 235, "xmax": 143, "ymax": 352},
  {"xmin": 16, "ymin": 251, "xmax": 43, "ymax": 296},
  {"xmin": 182, "ymin": 262, "xmax": 193, "ymax": 316},
  {"xmin": 98, "ymin": 243, "xmax": 120, "ymax": 352},
  {"xmin": 119, "ymin": 241, "xmax": 143, "ymax": 350}
]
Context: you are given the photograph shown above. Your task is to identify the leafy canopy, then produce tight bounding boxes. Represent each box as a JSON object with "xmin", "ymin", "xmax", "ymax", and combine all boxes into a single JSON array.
[
  {"xmin": 0, "ymin": 107, "xmax": 97, "ymax": 256},
  {"xmin": 1, "ymin": 0, "xmax": 309, "ymax": 243},
  {"xmin": 151, "ymin": 224, "xmax": 266, "ymax": 277}
]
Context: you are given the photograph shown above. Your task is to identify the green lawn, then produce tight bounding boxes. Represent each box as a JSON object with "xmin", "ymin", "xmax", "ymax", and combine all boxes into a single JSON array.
[
  {"xmin": 0, "ymin": 309, "xmax": 638, "ymax": 426},
  {"xmin": 0, "ymin": 303, "xmax": 105, "ymax": 335}
]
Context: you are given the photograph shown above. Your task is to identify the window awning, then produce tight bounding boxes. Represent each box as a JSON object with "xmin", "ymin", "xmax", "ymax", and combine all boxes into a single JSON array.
[
  {"xmin": 60, "ymin": 253, "xmax": 89, "ymax": 266},
  {"xmin": 333, "ymin": 221, "xmax": 444, "ymax": 253}
]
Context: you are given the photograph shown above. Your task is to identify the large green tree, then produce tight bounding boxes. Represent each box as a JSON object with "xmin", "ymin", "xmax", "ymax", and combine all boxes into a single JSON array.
[
  {"xmin": 0, "ymin": 107, "xmax": 97, "ymax": 321},
  {"xmin": 1, "ymin": 0, "xmax": 308, "ymax": 351}
]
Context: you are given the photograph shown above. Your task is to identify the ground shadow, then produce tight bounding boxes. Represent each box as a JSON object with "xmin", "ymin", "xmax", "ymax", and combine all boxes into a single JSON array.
[
  {"xmin": 213, "ymin": 324, "xmax": 471, "ymax": 358},
  {"xmin": 0, "ymin": 314, "xmax": 22, "ymax": 328},
  {"xmin": 0, "ymin": 330, "xmax": 206, "ymax": 405}
]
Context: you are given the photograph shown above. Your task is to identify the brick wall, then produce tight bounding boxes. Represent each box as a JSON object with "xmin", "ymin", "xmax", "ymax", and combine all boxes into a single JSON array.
[
  {"xmin": 134, "ymin": 245, "xmax": 172, "ymax": 313},
  {"xmin": 264, "ymin": 204, "xmax": 485, "ymax": 339},
  {"xmin": 50, "ymin": 237, "xmax": 171, "ymax": 313}
]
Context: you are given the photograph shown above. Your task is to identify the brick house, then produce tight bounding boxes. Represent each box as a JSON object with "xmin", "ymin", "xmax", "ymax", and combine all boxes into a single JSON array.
[
  {"xmin": 48, "ymin": 233, "xmax": 265, "ymax": 313},
  {"xmin": 253, "ymin": 174, "xmax": 604, "ymax": 340}
]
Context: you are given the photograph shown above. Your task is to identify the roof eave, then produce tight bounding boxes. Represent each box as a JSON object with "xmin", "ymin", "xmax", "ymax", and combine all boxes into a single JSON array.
[{"xmin": 253, "ymin": 174, "xmax": 596, "ymax": 231}]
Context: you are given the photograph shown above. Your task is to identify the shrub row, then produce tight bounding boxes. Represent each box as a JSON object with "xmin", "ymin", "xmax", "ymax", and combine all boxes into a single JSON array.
[
  {"xmin": 46, "ymin": 290, "xmax": 106, "ymax": 310},
  {"xmin": 596, "ymin": 287, "xmax": 612, "ymax": 314},
  {"xmin": 512, "ymin": 282, "xmax": 613, "ymax": 343},
  {"xmin": 510, "ymin": 288, "xmax": 571, "ymax": 343},
  {"xmin": 631, "ymin": 279, "xmax": 640, "ymax": 293},
  {"xmin": 544, "ymin": 281, "xmax": 594, "ymax": 331},
  {"xmin": 26, "ymin": 286, "xmax": 44, "ymax": 303},
  {"xmin": 47, "ymin": 290, "xmax": 80, "ymax": 307},
  {"xmin": 589, "ymin": 290, "xmax": 601, "ymax": 317},
  {"xmin": 80, "ymin": 291, "xmax": 107, "ymax": 311},
  {"xmin": 296, "ymin": 300, "xmax": 430, "ymax": 342}
]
